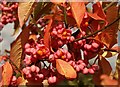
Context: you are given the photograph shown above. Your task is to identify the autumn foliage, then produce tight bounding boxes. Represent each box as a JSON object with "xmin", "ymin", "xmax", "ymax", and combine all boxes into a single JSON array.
[{"xmin": 0, "ymin": 0, "xmax": 120, "ymax": 86}]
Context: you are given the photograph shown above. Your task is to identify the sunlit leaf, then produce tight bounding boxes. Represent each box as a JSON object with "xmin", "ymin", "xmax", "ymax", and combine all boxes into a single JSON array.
[
  {"xmin": 102, "ymin": 51, "xmax": 117, "ymax": 58},
  {"xmin": 10, "ymin": 25, "xmax": 31, "ymax": 69},
  {"xmin": 2, "ymin": 62, "xmax": 13, "ymax": 85},
  {"xmin": 18, "ymin": 0, "xmax": 36, "ymax": 27},
  {"xmin": 56, "ymin": 59, "xmax": 77, "ymax": 79},
  {"xmin": 70, "ymin": 2, "xmax": 86, "ymax": 28}
]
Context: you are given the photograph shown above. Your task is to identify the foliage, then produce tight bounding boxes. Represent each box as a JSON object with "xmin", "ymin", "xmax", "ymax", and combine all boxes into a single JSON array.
[{"xmin": 0, "ymin": 1, "xmax": 120, "ymax": 86}]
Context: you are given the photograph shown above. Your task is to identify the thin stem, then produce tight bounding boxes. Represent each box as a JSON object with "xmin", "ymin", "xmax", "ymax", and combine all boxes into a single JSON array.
[
  {"xmin": 103, "ymin": 2, "xmax": 116, "ymax": 11},
  {"xmin": 64, "ymin": 8, "xmax": 68, "ymax": 28},
  {"xmin": 74, "ymin": 15, "xmax": 120, "ymax": 42},
  {"xmin": 103, "ymin": 48, "xmax": 119, "ymax": 53}
]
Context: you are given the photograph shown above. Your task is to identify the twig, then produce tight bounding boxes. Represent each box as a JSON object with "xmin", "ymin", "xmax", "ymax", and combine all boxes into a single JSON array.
[
  {"xmin": 103, "ymin": 2, "xmax": 116, "ymax": 11},
  {"xmin": 74, "ymin": 15, "xmax": 120, "ymax": 42}
]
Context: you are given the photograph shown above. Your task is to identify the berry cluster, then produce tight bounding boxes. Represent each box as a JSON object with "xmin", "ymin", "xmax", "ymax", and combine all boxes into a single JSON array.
[
  {"xmin": 68, "ymin": 60, "xmax": 99, "ymax": 74},
  {"xmin": 24, "ymin": 40, "xmax": 50, "ymax": 65},
  {"xmin": 0, "ymin": 1, "xmax": 18, "ymax": 30},
  {"xmin": 10, "ymin": 76, "xmax": 17, "ymax": 86},
  {"xmin": 49, "ymin": 48, "xmax": 72, "ymax": 62},
  {"xmin": 22, "ymin": 65, "xmax": 43, "ymax": 81},
  {"xmin": 51, "ymin": 22, "xmax": 74, "ymax": 49},
  {"xmin": 21, "ymin": 21, "xmax": 102, "ymax": 85}
]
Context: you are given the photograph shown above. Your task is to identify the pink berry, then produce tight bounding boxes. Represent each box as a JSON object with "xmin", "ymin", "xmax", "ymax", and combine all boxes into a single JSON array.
[
  {"xmin": 88, "ymin": 68, "xmax": 95, "ymax": 74},
  {"xmin": 77, "ymin": 60, "xmax": 83, "ymax": 64},
  {"xmin": 92, "ymin": 42, "xmax": 99, "ymax": 49},
  {"xmin": 82, "ymin": 68, "xmax": 88, "ymax": 74},
  {"xmin": 25, "ymin": 43, "xmax": 30, "ymax": 49},
  {"xmin": 12, "ymin": 76, "xmax": 17, "ymax": 82},
  {"xmin": 92, "ymin": 64, "xmax": 99, "ymax": 71},
  {"xmin": 48, "ymin": 76, "xmax": 57, "ymax": 84},
  {"xmin": 78, "ymin": 64, "xmax": 84, "ymax": 70},
  {"xmin": 35, "ymin": 66, "xmax": 40, "ymax": 73},
  {"xmin": 30, "ymin": 65, "xmax": 36, "ymax": 72},
  {"xmin": 38, "ymin": 74, "xmax": 44, "ymax": 79},
  {"xmin": 66, "ymin": 52, "xmax": 71, "ymax": 59},
  {"xmin": 75, "ymin": 65, "xmax": 80, "ymax": 72},
  {"xmin": 86, "ymin": 44, "xmax": 92, "ymax": 50}
]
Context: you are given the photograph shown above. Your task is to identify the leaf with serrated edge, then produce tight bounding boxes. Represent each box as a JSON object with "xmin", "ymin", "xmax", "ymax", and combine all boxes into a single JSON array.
[
  {"xmin": 2, "ymin": 62, "xmax": 13, "ymax": 85},
  {"xmin": 10, "ymin": 25, "xmax": 31, "ymax": 69},
  {"xmin": 70, "ymin": 2, "xmax": 86, "ymax": 28},
  {"xmin": 56, "ymin": 59, "xmax": 77, "ymax": 79},
  {"xmin": 18, "ymin": 0, "xmax": 36, "ymax": 27}
]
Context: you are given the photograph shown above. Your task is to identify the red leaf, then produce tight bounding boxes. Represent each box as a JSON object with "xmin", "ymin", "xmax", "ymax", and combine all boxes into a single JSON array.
[
  {"xmin": 94, "ymin": 4, "xmax": 118, "ymax": 48},
  {"xmin": 70, "ymin": 2, "xmax": 86, "ymax": 28},
  {"xmin": 99, "ymin": 57, "xmax": 112, "ymax": 75},
  {"xmin": 44, "ymin": 19, "xmax": 53, "ymax": 49},
  {"xmin": 2, "ymin": 62, "xmax": 13, "ymax": 85},
  {"xmin": 56, "ymin": 59, "xmax": 77, "ymax": 79},
  {"xmin": 87, "ymin": 2, "xmax": 107, "ymax": 24}
]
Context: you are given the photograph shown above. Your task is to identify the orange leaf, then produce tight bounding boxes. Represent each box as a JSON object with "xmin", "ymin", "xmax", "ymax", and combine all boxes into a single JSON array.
[
  {"xmin": 2, "ymin": 62, "xmax": 13, "ymax": 85},
  {"xmin": 100, "ymin": 74, "xmax": 118, "ymax": 85},
  {"xmin": 95, "ymin": 4, "xmax": 118, "ymax": 48},
  {"xmin": 18, "ymin": 0, "xmax": 36, "ymax": 28},
  {"xmin": 70, "ymin": 2, "xmax": 86, "ymax": 28},
  {"xmin": 56, "ymin": 59, "xmax": 77, "ymax": 79},
  {"xmin": 87, "ymin": 2, "xmax": 107, "ymax": 23},
  {"xmin": 10, "ymin": 25, "xmax": 30, "ymax": 69},
  {"xmin": 44, "ymin": 19, "xmax": 53, "ymax": 49}
]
